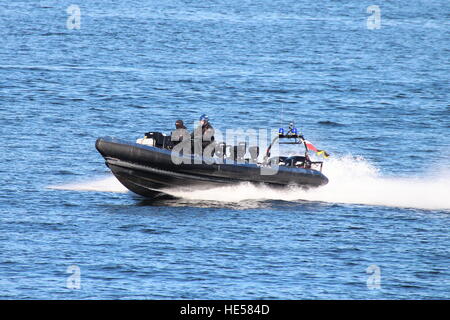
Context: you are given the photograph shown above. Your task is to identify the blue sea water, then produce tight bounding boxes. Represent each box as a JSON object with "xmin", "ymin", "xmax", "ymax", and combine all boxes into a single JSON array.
[{"xmin": 0, "ymin": 0, "xmax": 449, "ymax": 299}]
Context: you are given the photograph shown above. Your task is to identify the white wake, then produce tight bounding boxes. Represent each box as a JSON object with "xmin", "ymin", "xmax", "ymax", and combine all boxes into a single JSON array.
[
  {"xmin": 48, "ymin": 175, "xmax": 128, "ymax": 193},
  {"xmin": 165, "ymin": 155, "xmax": 450, "ymax": 211}
]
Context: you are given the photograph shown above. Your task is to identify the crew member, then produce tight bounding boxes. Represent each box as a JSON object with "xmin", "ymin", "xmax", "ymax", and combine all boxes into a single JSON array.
[
  {"xmin": 171, "ymin": 119, "xmax": 189, "ymax": 146},
  {"xmin": 192, "ymin": 114, "xmax": 215, "ymax": 155}
]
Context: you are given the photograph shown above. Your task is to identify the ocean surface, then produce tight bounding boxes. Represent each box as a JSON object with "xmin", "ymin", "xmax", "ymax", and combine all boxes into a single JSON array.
[{"xmin": 0, "ymin": 0, "xmax": 449, "ymax": 299}]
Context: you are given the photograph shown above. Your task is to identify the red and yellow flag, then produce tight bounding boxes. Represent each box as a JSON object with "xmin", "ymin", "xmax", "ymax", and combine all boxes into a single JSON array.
[{"xmin": 304, "ymin": 140, "xmax": 330, "ymax": 158}]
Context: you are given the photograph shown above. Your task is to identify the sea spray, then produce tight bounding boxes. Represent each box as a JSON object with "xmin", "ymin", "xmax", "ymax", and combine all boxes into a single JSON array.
[
  {"xmin": 164, "ymin": 155, "xmax": 450, "ymax": 211},
  {"xmin": 48, "ymin": 175, "xmax": 128, "ymax": 193}
]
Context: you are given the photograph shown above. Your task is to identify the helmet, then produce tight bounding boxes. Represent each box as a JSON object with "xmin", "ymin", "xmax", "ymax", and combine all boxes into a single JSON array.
[{"xmin": 199, "ymin": 114, "xmax": 209, "ymax": 122}]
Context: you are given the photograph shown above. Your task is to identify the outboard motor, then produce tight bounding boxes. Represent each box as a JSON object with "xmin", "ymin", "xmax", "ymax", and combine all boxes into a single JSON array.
[
  {"xmin": 136, "ymin": 132, "xmax": 163, "ymax": 147},
  {"xmin": 139, "ymin": 132, "xmax": 173, "ymax": 149}
]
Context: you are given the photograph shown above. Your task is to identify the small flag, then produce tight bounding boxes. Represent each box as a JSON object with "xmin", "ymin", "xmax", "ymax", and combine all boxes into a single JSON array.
[{"xmin": 304, "ymin": 140, "xmax": 330, "ymax": 158}]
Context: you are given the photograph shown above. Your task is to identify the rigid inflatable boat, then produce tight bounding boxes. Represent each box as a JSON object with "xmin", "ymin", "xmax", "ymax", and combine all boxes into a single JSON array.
[{"xmin": 95, "ymin": 124, "xmax": 329, "ymax": 198}]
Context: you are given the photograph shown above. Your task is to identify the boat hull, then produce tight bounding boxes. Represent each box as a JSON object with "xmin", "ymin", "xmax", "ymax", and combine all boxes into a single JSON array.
[{"xmin": 95, "ymin": 137, "xmax": 328, "ymax": 198}]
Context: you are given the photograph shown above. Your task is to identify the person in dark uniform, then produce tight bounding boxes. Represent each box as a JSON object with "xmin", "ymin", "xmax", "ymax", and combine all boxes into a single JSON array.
[
  {"xmin": 171, "ymin": 119, "xmax": 189, "ymax": 146},
  {"xmin": 192, "ymin": 114, "xmax": 215, "ymax": 156}
]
